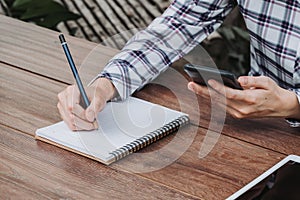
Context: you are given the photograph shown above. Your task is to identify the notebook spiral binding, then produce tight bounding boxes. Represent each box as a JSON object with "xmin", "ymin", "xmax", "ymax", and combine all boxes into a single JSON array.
[{"xmin": 109, "ymin": 115, "xmax": 190, "ymax": 162}]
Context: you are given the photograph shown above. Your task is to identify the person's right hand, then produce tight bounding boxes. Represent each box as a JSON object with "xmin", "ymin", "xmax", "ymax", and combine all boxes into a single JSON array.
[{"xmin": 57, "ymin": 78, "xmax": 116, "ymax": 131}]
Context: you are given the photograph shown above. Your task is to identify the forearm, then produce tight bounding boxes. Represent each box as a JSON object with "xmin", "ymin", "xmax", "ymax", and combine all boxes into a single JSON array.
[
  {"xmin": 100, "ymin": 0, "xmax": 234, "ymax": 100},
  {"xmin": 89, "ymin": 78, "xmax": 117, "ymax": 102}
]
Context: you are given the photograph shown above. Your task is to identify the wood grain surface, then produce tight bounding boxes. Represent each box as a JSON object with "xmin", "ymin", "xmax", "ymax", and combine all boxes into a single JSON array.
[
  {"xmin": 0, "ymin": 63, "xmax": 63, "ymax": 134},
  {"xmin": 0, "ymin": 125, "xmax": 197, "ymax": 200},
  {"xmin": 112, "ymin": 125, "xmax": 285, "ymax": 199},
  {"xmin": 1, "ymin": 15, "xmax": 299, "ymax": 200},
  {"xmin": 0, "ymin": 62, "xmax": 287, "ymax": 199},
  {"xmin": 0, "ymin": 15, "xmax": 118, "ymax": 85}
]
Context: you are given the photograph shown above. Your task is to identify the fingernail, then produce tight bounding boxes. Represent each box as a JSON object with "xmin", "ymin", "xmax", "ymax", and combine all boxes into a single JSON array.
[
  {"xmin": 86, "ymin": 110, "xmax": 95, "ymax": 122},
  {"xmin": 93, "ymin": 120, "xmax": 99, "ymax": 130},
  {"xmin": 208, "ymin": 80, "xmax": 216, "ymax": 88},
  {"xmin": 188, "ymin": 83, "xmax": 194, "ymax": 91}
]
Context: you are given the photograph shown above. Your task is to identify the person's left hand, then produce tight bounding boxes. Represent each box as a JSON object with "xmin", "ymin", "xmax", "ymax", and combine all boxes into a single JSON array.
[{"xmin": 187, "ymin": 76, "xmax": 300, "ymax": 119}]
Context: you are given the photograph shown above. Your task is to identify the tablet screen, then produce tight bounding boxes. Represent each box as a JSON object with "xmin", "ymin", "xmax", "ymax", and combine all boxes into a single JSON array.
[{"xmin": 236, "ymin": 161, "xmax": 300, "ymax": 200}]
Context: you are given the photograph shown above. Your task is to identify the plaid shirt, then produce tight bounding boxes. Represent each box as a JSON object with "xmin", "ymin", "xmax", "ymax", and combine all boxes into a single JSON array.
[{"xmin": 99, "ymin": 0, "xmax": 300, "ymax": 126}]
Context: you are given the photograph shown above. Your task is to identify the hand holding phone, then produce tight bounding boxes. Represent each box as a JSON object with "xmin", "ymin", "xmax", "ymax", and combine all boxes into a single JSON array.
[{"xmin": 184, "ymin": 64, "xmax": 243, "ymax": 90}]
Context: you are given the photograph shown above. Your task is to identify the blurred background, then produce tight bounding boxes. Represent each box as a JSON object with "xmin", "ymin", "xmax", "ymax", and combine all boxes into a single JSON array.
[{"xmin": 0, "ymin": 0, "xmax": 250, "ymax": 76}]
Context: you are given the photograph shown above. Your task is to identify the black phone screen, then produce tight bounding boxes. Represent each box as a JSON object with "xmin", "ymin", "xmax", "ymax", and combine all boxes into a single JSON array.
[
  {"xmin": 236, "ymin": 161, "xmax": 300, "ymax": 200},
  {"xmin": 184, "ymin": 64, "xmax": 243, "ymax": 90}
]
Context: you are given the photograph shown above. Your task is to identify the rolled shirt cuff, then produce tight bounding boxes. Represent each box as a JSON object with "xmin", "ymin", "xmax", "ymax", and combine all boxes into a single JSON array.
[{"xmin": 286, "ymin": 88, "xmax": 300, "ymax": 127}]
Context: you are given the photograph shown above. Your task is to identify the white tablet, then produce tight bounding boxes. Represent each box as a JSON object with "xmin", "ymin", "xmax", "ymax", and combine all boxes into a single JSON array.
[{"xmin": 227, "ymin": 155, "xmax": 300, "ymax": 200}]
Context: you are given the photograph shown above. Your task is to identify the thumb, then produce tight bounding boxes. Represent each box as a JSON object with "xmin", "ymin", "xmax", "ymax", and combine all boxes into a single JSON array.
[
  {"xmin": 238, "ymin": 76, "xmax": 271, "ymax": 89},
  {"xmin": 85, "ymin": 97, "xmax": 104, "ymax": 122}
]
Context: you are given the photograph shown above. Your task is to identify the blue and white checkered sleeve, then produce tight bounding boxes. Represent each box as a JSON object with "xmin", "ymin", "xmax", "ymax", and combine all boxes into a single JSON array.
[{"xmin": 97, "ymin": 0, "xmax": 233, "ymax": 100}]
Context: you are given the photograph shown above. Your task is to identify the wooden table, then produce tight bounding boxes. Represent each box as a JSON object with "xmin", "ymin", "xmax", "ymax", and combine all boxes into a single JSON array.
[{"xmin": 1, "ymin": 15, "xmax": 299, "ymax": 199}]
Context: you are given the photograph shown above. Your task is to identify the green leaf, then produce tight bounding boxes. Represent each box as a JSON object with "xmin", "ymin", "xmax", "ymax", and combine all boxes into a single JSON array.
[
  {"xmin": 10, "ymin": 9, "xmax": 24, "ymax": 18},
  {"xmin": 12, "ymin": 0, "xmax": 32, "ymax": 8},
  {"xmin": 218, "ymin": 27, "xmax": 235, "ymax": 41},
  {"xmin": 232, "ymin": 26, "xmax": 250, "ymax": 41},
  {"xmin": 8, "ymin": 0, "xmax": 81, "ymax": 31},
  {"xmin": 20, "ymin": 2, "xmax": 68, "ymax": 20},
  {"xmin": 36, "ymin": 12, "xmax": 80, "ymax": 29},
  {"xmin": 12, "ymin": 0, "xmax": 52, "ymax": 10}
]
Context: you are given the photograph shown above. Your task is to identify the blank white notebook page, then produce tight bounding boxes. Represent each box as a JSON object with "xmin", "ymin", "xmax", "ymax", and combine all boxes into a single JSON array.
[{"xmin": 36, "ymin": 97, "xmax": 187, "ymax": 162}]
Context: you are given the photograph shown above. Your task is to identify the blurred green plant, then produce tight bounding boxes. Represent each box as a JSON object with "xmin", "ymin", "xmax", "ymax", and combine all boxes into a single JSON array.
[
  {"xmin": 1, "ymin": 0, "xmax": 80, "ymax": 30},
  {"xmin": 202, "ymin": 7, "xmax": 250, "ymax": 77},
  {"xmin": 217, "ymin": 25, "xmax": 250, "ymax": 76}
]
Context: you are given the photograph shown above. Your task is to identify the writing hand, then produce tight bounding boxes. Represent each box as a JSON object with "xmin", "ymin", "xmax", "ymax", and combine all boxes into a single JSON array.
[
  {"xmin": 188, "ymin": 76, "xmax": 300, "ymax": 119},
  {"xmin": 57, "ymin": 78, "xmax": 116, "ymax": 131}
]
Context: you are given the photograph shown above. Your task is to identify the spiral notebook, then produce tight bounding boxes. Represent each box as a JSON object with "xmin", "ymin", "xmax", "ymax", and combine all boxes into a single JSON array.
[{"xmin": 35, "ymin": 97, "xmax": 189, "ymax": 165}]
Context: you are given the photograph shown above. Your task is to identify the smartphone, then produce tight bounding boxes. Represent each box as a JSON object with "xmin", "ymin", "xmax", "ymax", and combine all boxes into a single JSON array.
[
  {"xmin": 184, "ymin": 64, "xmax": 243, "ymax": 90},
  {"xmin": 227, "ymin": 155, "xmax": 300, "ymax": 200}
]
